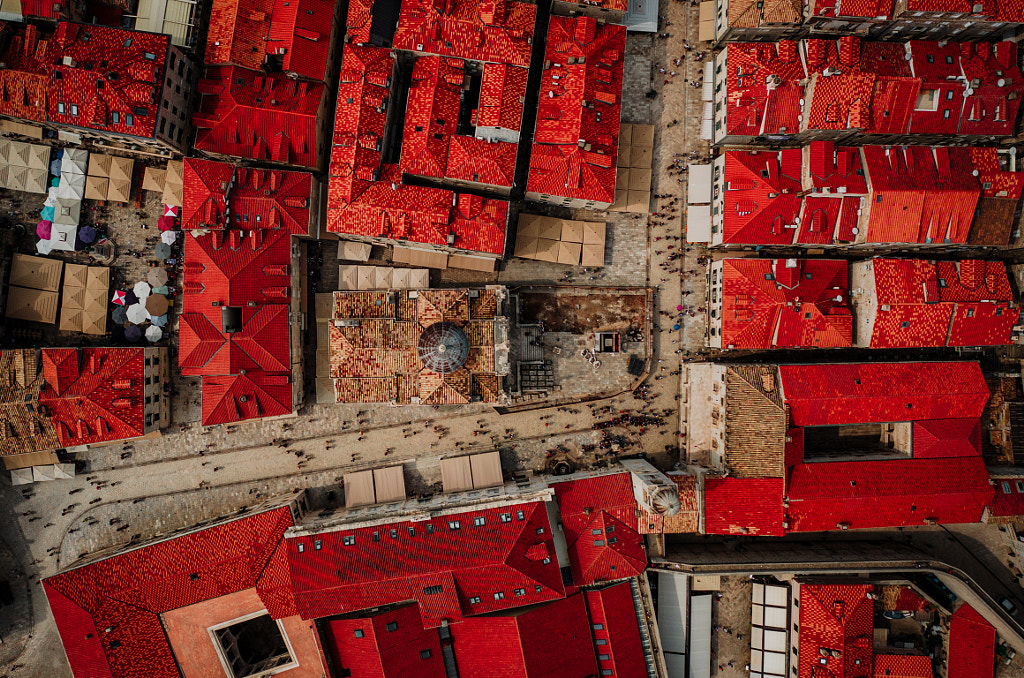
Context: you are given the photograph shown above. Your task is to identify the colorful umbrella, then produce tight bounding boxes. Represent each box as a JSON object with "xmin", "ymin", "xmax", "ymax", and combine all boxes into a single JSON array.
[
  {"xmin": 111, "ymin": 306, "xmax": 128, "ymax": 324},
  {"xmin": 145, "ymin": 294, "xmax": 169, "ymax": 316},
  {"xmin": 157, "ymin": 215, "xmax": 174, "ymax": 231},
  {"xmin": 147, "ymin": 268, "xmax": 168, "ymax": 287},
  {"xmin": 123, "ymin": 290, "xmax": 139, "ymax": 306},
  {"xmin": 35, "ymin": 239, "xmax": 53, "ymax": 255},
  {"xmin": 150, "ymin": 314, "xmax": 168, "ymax": 327},
  {"xmin": 126, "ymin": 303, "xmax": 149, "ymax": 324},
  {"xmin": 111, "ymin": 290, "xmax": 127, "ymax": 306},
  {"xmin": 152, "ymin": 286, "xmax": 170, "ymax": 295},
  {"xmin": 133, "ymin": 281, "xmax": 151, "ymax": 299},
  {"xmin": 125, "ymin": 325, "xmax": 142, "ymax": 342},
  {"xmin": 145, "ymin": 325, "xmax": 163, "ymax": 342},
  {"xmin": 78, "ymin": 225, "xmax": 97, "ymax": 244},
  {"xmin": 161, "ymin": 230, "xmax": 178, "ymax": 245},
  {"xmin": 36, "ymin": 220, "xmax": 52, "ymax": 239},
  {"xmin": 164, "ymin": 204, "xmax": 179, "ymax": 217},
  {"xmin": 154, "ymin": 242, "xmax": 172, "ymax": 259}
]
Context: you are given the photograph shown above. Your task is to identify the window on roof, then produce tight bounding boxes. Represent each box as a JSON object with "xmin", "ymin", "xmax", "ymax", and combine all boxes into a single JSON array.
[
  {"xmin": 469, "ymin": 596, "xmax": 481, "ymax": 604},
  {"xmin": 1004, "ymin": 481, "xmax": 1012, "ymax": 494},
  {"xmin": 420, "ymin": 649, "xmax": 432, "ymax": 660},
  {"xmin": 473, "ymin": 516, "xmax": 486, "ymax": 526},
  {"xmin": 493, "ymin": 592, "xmax": 505, "ymax": 600},
  {"xmin": 125, "ymin": 114, "xmax": 134, "ymax": 127},
  {"xmin": 516, "ymin": 510, "xmax": 525, "ymax": 521},
  {"xmin": 542, "ymin": 557, "xmax": 551, "ymax": 565},
  {"xmin": 764, "ymin": 273, "xmax": 774, "ymax": 280},
  {"xmin": 946, "ymin": 55, "xmax": 954, "ymax": 64},
  {"xmin": 591, "ymin": 528, "xmax": 602, "ymax": 535},
  {"xmin": 297, "ymin": 543, "xmax": 304, "ymax": 553},
  {"xmin": 426, "ymin": 524, "xmax": 434, "ymax": 534},
  {"xmin": 500, "ymin": 513, "xmax": 511, "ymax": 523},
  {"xmin": 926, "ymin": 54, "xmax": 934, "ymax": 63},
  {"xmin": 408, "ymin": 526, "xmax": 415, "ymax": 537},
  {"xmin": 314, "ymin": 540, "xmax": 321, "ymax": 550},
  {"xmin": 144, "ymin": 52, "xmax": 156, "ymax": 61},
  {"xmin": 915, "ymin": 89, "xmax": 939, "ymax": 111},
  {"xmin": 607, "ymin": 525, "xmax": 615, "ymax": 533},
  {"xmin": 424, "ymin": 585, "xmax": 443, "ymax": 595},
  {"xmin": 386, "ymin": 622, "xmax": 398, "ymax": 632},
  {"xmin": 535, "ymin": 527, "xmax": 545, "ymax": 535},
  {"xmin": 372, "ymin": 531, "xmax": 380, "ymax": 542},
  {"xmin": 53, "ymin": 70, "xmax": 62, "ymax": 80},
  {"xmin": 449, "ymin": 520, "xmax": 461, "ymax": 530},
  {"xmin": 594, "ymin": 539, "xmax": 605, "ymax": 546},
  {"xmin": 343, "ymin": 535, "xmax": 356, "ymax": 546},
  {"xmin": 57, "ymin": 102, "xmax": 65, "ymax": 114},
  {"xmin": 124, "ymin": 38, "xmax": 133, "ymax": 47},
  {"xmin": 593, "ymin": 624, "xmax": 604, "ymax": 630},
  {"xmin": 112, "ymin": 111, "xmax": 120, "ymax": 124},
  {"xmin": 535, "ymin": 585, "xmax": 542, "ymax": 593},
  {"xmin": 1016, "ymin": 481, "xmax": 1024, "ymax": 493},
  {"xmin": 966, "ymin": 309, "xmax": 975, "ymax": 318},
  {"xmin": 514, "ymin": 588, "xmax": 525, "ymax": 596},
  {"xmin": 354, "ymin": 629, "xmax": 364, "ymax": 638}
]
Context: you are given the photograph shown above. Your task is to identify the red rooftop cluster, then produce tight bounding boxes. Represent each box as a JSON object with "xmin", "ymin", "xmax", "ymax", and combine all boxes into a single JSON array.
[
  {"xmin": 526, "ymin": 16, "xmax": 626, "ymax": 210},
  {"xmin": 711, "ymin": 143, "xmax": 1023, "ymax": 247},
  {"xmin": 714, "ymin": 38, "xmax": 1023, "ymax": 144},
  {"xmin": 392, "ymin": 0, "xmax": 536, "ymax": 67}
]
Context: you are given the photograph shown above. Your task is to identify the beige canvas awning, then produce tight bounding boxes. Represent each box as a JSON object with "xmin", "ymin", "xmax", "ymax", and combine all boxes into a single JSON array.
[
  {"xmin": 6, "ymin": 287, "xmax": 59, "ymax": 323},
  {"xmin": 109, "ymin": 156, "xmax": 134, "ymax": 183},
  {"xmin": 24, "ymin": 168, "xmax": 47, "ymax": 194},
  {"xmin": 536, "ymin": 218, "xmax": 561, "ymax": 240},
  {"xmin": 561, "ymin": 220, "xmax": 584, "ymax": 243},
  {"xmin": 10, "ymin": 253, "xmax": 63, "ymax": 291},
  {"xmin": 3, "ymin": 450, "xmax": 59, "ymax": 470},
  {"xmin": 84, "ymin": 175, "xmax": 108, "ymax": 200},
  {"xmin": 581, "ymin": 243, "xmax": 605, "ymax": 267},
  {"xmin": 441, "ymin": 456, "xmax": 473, "ymax": 493},
  {"xmin": 59, "ymin": 307, "xmax": 84, "ymax": 332},
  {"xmin": 534, "ymin": 238, "xmax": 560, "ymax": 263},
  {"xmin": 344, "ymin": 470, "xmax": 376, "ymax": 507},
  {"xmin": 373, "ymin": 466, "xmax": 406, "ymax": 503},
  {"xmin": 338, "ymin": 240, "xmax": 372, "ymax": 262},
  {"xmin": 107, "ymin": 179, "xmax": 131, "ymax": 203},
  {"xmin": 392, "ymin": 246, "xmax": 448, "ymax": 269},
  {"xmin": 469, "ymin": 451, "xmax": 503, "ymax": 489},
  {"xmin": 81, "ymin": 309, "xmax": 107, "ymax": 336},
  {"xmin": 142, "ymin": 166, "xmax": 165, "ymax": 192},
  {"xmin": 89, "ymin": 154, "xmax": 112, "ymax": 178},
  {"xmin": 447, "ymin": 254, "xmax": 496, "ymax": 272},
  {"xmin": 556, "ymin": 240, "xmax": 582, "ymax": 265},
  {"xmin": 26, "ymin": 144, "xmax": 48, "ymax": 170},
  {"xmin": 338, "ymin": 265, "xmax": 359, "ymax": 290},
  {"xmin": 582, "ymin": 221, "xmax": 605, "ymax": 244}
]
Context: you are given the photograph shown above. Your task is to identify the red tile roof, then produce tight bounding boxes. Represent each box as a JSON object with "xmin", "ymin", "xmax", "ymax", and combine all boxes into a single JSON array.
[
  {"xmin": 0, "ymin": 23, "xmax": 170, "ymax": 139},
  {"xmin": 286, "ymin": 501, "xmax": 566, "ymax": 626},
  {"xmin": 42, "ymin": 506, "xmax": 296, "ymax": 678},
  {"xmin": 797, "ymin": 584, "xmax": 875, "ymax": 678},
  {"xmin": 322, "ymin": 604, "xmax": 447, "ymax": 678},
  {"xmin": 193, "ymin": 65, "xmax": 324, "ymax": 169},
  {"xmin": 206, "ymin": 0, "xmax": 336, "ymax": 81},
  {"xmin": 446, "ymin": 135, "xmax": 517, "ymax": 187},
  {"xmin": 182, "ymin": 157, "xmax": 314, "ymax": 234},
  {"xmin": 449, "ymin": 593, "xmax": 600, "ymax": 678},
  {"xmin": 527, "ymin": 16, "xmax": 625, "ymax": 206},
  {"xmin": 20, "ymin": 0, "xmax": 64, "ymax": 18},
  {"xmin": 717, "ymin": 258, "xmax": 852, "ymax": 349},
  {"xmin": 345, "ymin": 0, "xmax": 373, "ymax": 44},
  {"xmin": 717, "ymin": 149, "xmax": 802, "ymax": 245},
  {"xmin": 989, "ymin": 476, "xmax": 1024, "ymax": 518},
  {"xmin": 327, "ymin": 45, "xmax": 508, "ymax": 255},
  {"xmin": 178, "ymin": 227, "xmax": 295, "ymax": 426},
  {"xmin": 810, "ymin": 0, "xmax": 892, "ymax": 18},
  {"xmin": 786, "ymin": 456, "xmax": 994, "ymax": 531},
  {"xmin": 401, "ymin": 56, "xmax": 463, "ymax": 180},
  {"xmin": 552, "ymin": 473, "xmax": 647, "ymax": 585},
  {"xmin": 866, "ymin": 258, "xmax": 1017, "ymax": 348},
  {"xmin": 476, "ymin": 63, "xmax": 528, "ymax": 132},
  {"xmin": 703, "ymin": 477, "xmax": 785, "ymax": 536},
  {"xmin": 38, "ymin": 348, "xmax": 148, "ymax": 447},
  {"xmin": 872, "ymin": 655, "xmax": 933, "ymax": 678},
  {"xmin": 970, "ymin": 147, "xmax": 1024, "ymax": 200},
  {"xmin": 959, "ymin": 41, "xmax": 1023, "ymax": 137},
  {"xmin": 721, "ymin": 42, "xmax": 805, "ymax": 138},
  {"xmin": 393, "ymin": 0, "xmax": 535, "ymax": 67},
  {"xmin": 778, "ymin": 361, "xmax": 991, "ymax": 427},
  {"xmin": 584, "ymin": 583, "xmax": 647, "ymax": 678},
  {"xmin": 948, "ymin": 604, "xmax": 996, "ymax": 678}
]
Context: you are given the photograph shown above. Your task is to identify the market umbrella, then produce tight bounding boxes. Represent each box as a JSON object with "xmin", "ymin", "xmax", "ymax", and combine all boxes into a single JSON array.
[
  {"xmin": 111, "ymin": 306, "xmax": 128, "ymax": 324},
  {"xmin": 150, "ymin": 313, "xmax": 168, "ymax": 327},
  {"xmin": 673, "ymin": 324, "xmax": 681, "ymax": 331},
  {"xmin": 40, "ymin": 205, "xmax": 54, "ymax": 222},
  {"xmin": 79, "ymin": 225, "xmax": 97, "ymax": 244},
  {"xmin": 111, "ymin": 290, "xmax": 127, "ymax": 306},
  {"xmin": 161, "ymin": 230, "xmax": 178, "ymax": 245},
  {"xmin": 154, "ymin": 242, "xmax": 172, "ymax": 259},
  {"xmin": 36, "ymin": 220, "xmax": 51, "ymax": 239},
  {"xmin": 157, "ymin": 215, "xmax": 174, "ymax": 231},
  {"xmin": 35, "ymin": 239, "xmax": 53, "ymax": 255},
  {"xmin": 152, "ymin": 286, "xmax": 169, "ymax": 295},
  {"xmin": 123, "ymin": 290, "xmax": 139, "ymax": 306},
  {"xmin": 145, "ymin": 294, "xmax": 168, "ymax": 316},
  {"xmin": 133, "ymin": 281, "xmax": 151, "ymax": 299},
  {"xmin": 164, "ymin": 204, "xmax": 179, "ymax": 217},
  {"xmin": 125, "ymin": 325, "xmax": 142, "ymax": 342},
  {"xmin": 145, "ymin": 325, "xmax": 163, "ymax": 343},
  {"xmin": 49, "ymin": 159, "xmax": 61, "ymax": 176},
  {"xmin": 126, "ymin": 303, "xmax": 149, "ymax": 324},
  {"xmin": 147, "ymin": 268, "xmax": 168, "ymax": 287}
]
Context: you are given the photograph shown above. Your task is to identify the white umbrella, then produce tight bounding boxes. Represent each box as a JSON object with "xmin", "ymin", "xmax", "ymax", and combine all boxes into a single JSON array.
[
  {"xmin": 35, "ymin": 239, "xmax": 53, "ymax": 255},
  {"xmin": 133, "ymin": 281, "xmax": 151, "ymax": 299},
  {"xmin": 161, "ymin": 230, "xmax": 178, "ymax": 245},
  {"xmin": 126, "ymin": 303, "xmax": 149, "ymax": 324},
  {"xmin": 145, "ymin": 325, "xmax": 163, "ymax": 342}
]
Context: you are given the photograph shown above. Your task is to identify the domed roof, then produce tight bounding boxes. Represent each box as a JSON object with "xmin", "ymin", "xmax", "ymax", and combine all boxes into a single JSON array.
[{"xmin": 417, "ymin": 321, "xmax": 469, "ymax": 373}]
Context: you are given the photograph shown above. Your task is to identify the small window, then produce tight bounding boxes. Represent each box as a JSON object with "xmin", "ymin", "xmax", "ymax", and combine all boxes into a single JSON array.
[
  {"xmin": 1016, "ymin": 481, "xmax": 1024, "ymax": 493},
  {"xmin": 900, "ymin": 321, "xmax": 910, "ymax": 328},
  {"xmin": 514, "ymin": 588, "xmax": 525, "ymax": 596},
  {"xmin": 500, "ymin": 513, "xmax": 512, "ymax": 523},
  {"xmin": 343, "ymin": 535, "xmax": 356, "ymax": 546},
  {"xmin": 354, "ymin": 629, "xmax": 365, "ymax": 638},
  {"xmin": 124, "ymin": 38, "xmax": 133, "ymax": 47},
  {"xmin": 493, "ymin": 592, "xmax": 505, "ymax": 600},
  {"xmin": 594, "ymin": 540, "xmax": 605, "ymax": 546},
  {"xmin": 608, "ymin": 537, "xmax": 618, "ymax": 544},
  {"xmin": 599, "ymin": 654, "xmax": 610, "ymax": 660},
  {"xmin": 516, "ymin": 510, "xmax": 525, "ymax": 521},
  {"xmin": 424, "ymin": 585, "xmax": 443, "ymax": 595},
  {"xmin": 125, "ymin": 114, "xmax": 134, "ymax": 127},
  {"xmin": 469, "ymin": 596, "xmax": 481, "ymax": 604},
  {"xmin": 390, "ymin": 529, "xmax": 398, "ymax": 539},
  {"xmin": 386, "ymin": 622, "xmax": 398, "ymax": 632},
  {"xmin": 420, "ymin": 649, "xmax": 432, "ymax": 660},
  {"xmin": 606, "ymin": 525, "xmax": 615, "ymax": 533},
  {"xmin": 144, "ymin": 52, "xmax": 156, "ymax": 61},
  {"xmin": 297, "ymin": 543, "xmax": 305, "ymax": 553},
  {"xmin": 542, "ymin": 557, "xmax": 551, "ymax": 565},
  {"xmin": 1003, "ymin": 481, "xmax": 1012, "ymax": 494},
  {"xmin": 408, "ymin": 526, "xmax": 415, "ymax": 537},
  {"xmin": 112, "ymin": 111, "xmax": 120, "ymax": 124},
  {"xmin": 473, "ymin": 516, "xmax": 486, "ymax": 527},
  {"xmin": 597, "ymin": 639, "xmax": 607, "ymax": 646},
  {"xmin": 449, "ymin": 521, "xmax": 461, "ymax": 530},
  {"xmin": 593, "ymin": 624, "xmax": 604, "ymax": 630},
  {"xmin": 314, "ymin": 540, "xmax": 322, "ymax": 550},
  {"xmin": 57, "ymin": 102, "xmax": 65, "ymax": 114},
  {"xmin": 535, "ymin": 585, "xmax": 542, "ymax": 593},
  {"xmin": 426, "ymin": 524, "xmax": 434, "ymax": 534},
  {"xmin": 535, "ymin": 527, "xmax": 545, "ymax": 535},
  {"xmin": 373, "ymin": 532, "xmax": 380, "ymax": 542},
  {"xmin": 967, "ymin": 309, "xmax": 975, "ymax": 318},
  {"xmin": 764, "ymin": 273, "xmax": 774, "ymax": 280},
  {"xmin": 591, "ymin": 529, "xmax": 602, "ymax": 535}
]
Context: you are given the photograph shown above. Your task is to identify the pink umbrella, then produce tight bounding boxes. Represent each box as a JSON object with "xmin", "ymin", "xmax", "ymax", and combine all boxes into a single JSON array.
[
  {"xmin": 36, "ymin": 220, "xmax": 52, "ymax": 239},
  {"xmin": 158, "ymin": 215, "xmax": 174, "ymax": 231},
  {"xmin": 164, "ymin": 204, "xmax": 179, "ymax": 217},
  {"xmin": 111, "ymin": 290, "xmax": 127, "ymax": 306},
  {"xmin": 676, "ymin": 305, "xmax": 683, "ymax": 311}
]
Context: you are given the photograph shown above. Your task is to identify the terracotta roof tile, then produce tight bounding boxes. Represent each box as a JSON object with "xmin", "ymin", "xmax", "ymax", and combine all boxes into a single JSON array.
[
  {"xmin": 948, "ymin": 603, "xmax": 996, "ymax": 678},
  {"xmin": 721, "ymin": 42, "xmax": 805, "ymax": 138},
  {"xmin": 797, "ymin": 584, "xmax": 875, "ymax": 678},
  {"xmin": 393, "ymin": 0, "xmax": 535, "ymax": 67},
  {"xmin": 476, "ymin": 63, "xmax": 527, "ymax": 132},
  {"xmin": 704, "ymin": 477, "xmax": 784, "ymax": 536}
]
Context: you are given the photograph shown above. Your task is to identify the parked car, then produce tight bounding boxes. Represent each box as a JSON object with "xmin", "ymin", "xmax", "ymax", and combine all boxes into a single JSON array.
[{"xmin": 998, "ymin": 595, "xmax": 1019, "ymax": 616}]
